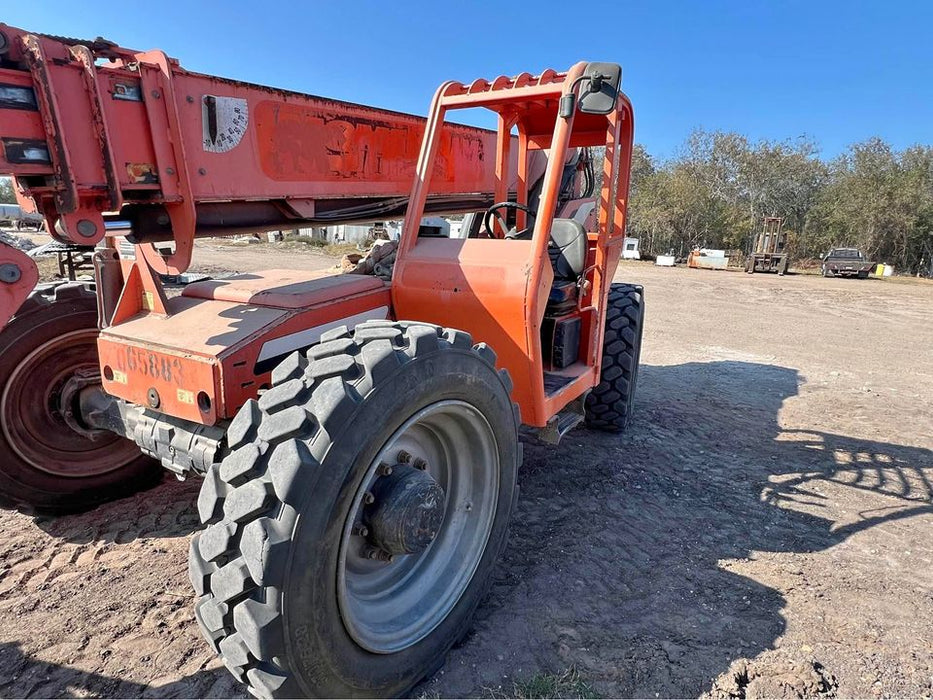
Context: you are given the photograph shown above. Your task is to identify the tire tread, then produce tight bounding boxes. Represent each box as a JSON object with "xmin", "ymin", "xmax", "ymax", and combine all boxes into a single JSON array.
[
  {"xmin": 190, "ymin": 320, "xmax": 515, "ymax": 697},
  {"xmin": 584, "ymin": 283, "xmax": 644, "ymax": 432}
]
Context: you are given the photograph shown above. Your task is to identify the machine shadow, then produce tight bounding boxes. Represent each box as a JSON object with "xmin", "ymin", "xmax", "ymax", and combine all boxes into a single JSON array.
[
  {"xmin": 428, "ymin": 360, "xmax": 932, "ymax": 697},
  {"xmin": 0, "ymin": 640, "xmax": 241, "ymax": 699}
]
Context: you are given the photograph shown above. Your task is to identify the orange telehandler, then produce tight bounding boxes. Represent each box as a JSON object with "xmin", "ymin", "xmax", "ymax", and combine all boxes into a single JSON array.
[{"xmin": 0, "ymin": 23, "xmax": 641, "ymax": 697}]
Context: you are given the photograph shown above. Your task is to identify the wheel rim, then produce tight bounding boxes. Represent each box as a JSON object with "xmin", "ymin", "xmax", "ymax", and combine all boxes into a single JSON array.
[
  {"xmin": 1, "ymin": 328, "xmax": 141, "ymax": 477},
  {"xmin": 337, "ymin": 399, "xmax": 500, "ymax": 654}
]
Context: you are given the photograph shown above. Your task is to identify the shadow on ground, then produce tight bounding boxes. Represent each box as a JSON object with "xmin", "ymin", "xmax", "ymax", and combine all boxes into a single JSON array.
[
  {"xmin": 4, "ymin": 361, "xmax": 931, "ymax": 698},
  {"xmin": 30, "ymin": 476, "xmax": 202, "ymax": 545},
  {"xmin": 0, "ymin": 639, "xmax": 240, "ymax": 698},
  {"xmin": 426, "ymin": 360, "xmax": 932, "ymax": 697}
]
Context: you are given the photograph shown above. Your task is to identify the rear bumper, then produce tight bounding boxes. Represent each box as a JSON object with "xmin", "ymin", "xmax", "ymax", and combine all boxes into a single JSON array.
[{"xmin": 824, "ymin": 265, "xmax": 872, "ymax": 276}]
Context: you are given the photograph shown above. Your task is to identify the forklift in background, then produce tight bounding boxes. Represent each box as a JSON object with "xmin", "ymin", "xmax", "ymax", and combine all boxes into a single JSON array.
[{"xmin": 746, "ymin": 216, "xmax": 790, "ymax": 275}]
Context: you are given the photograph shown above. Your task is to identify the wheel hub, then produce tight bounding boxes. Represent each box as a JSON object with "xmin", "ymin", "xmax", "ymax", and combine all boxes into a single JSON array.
[
  {"xmin": 1, "ymin": 328, "xmax": 140, "ymax": 476},
  {"xmin": 366, "ymin": 463, "xmax": 446, "ymax": 556},
  {"xmin": 337, "ymin": 399, "xmax": 500, "ymax": 653},
  {"xmin": 58, "ymin": 368, "xmax": 112, "ymax": 440}
]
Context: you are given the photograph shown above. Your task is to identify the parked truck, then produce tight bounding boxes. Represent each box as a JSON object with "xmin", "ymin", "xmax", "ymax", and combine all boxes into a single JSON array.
[
  {"xmin": 821, "ymin": 247, "xmax": 875, "ymax": 278},
  {"xmin": 0, "ymin": 23, "xmax": 640, "ymax": 698}
]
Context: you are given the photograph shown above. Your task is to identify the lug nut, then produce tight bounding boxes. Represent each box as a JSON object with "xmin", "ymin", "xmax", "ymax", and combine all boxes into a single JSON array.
[
  {"xmin": 362, "ymin": 546, "xmax": 393, "ymax": 563},
  {"xmin": 363, "ymin": 491, "xmax": 375, "ymax": 505},
  {"xmin": 413, "ymin": 457, "xmax": 428, "ymax": 471},
  {"xmin": 397, "ymin": 450, "xmax": 412, "ymax": 463},
  {"xmin": 352, "ymin": 523, "xmax": 369, "ymax": 537},
  {"xmin": 377, "ymin": 463, "xmax": 393, "ymax": 476}
]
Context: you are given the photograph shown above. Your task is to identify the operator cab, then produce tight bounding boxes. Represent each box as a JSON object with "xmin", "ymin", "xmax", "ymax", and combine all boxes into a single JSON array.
[
  {"xmin": 478, "ymin": 201, "xmax": 587, "ymax": 299},
  {"xmin": 471, "ymin": 173, "xmax": 591, "ymax": 366},
  {"xmin": 392, "ymin": 61, "xmax": 632, "ymax": 428}
]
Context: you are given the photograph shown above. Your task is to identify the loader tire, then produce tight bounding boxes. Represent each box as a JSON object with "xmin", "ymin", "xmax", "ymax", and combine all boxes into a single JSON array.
[
  {"xmin": 585, "ymin": 283, "xmax": 644, "ymax": 432},
  {"xmin": 189, "ymin": 321, "xmax": 520, "ymax": 698},
  {"xmin": 0, "ymin": 282, "xmax": 160, "ymax": 514}
]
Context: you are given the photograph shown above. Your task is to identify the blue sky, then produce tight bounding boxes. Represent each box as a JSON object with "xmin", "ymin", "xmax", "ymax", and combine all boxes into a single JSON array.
[{"xmin": 5, "ymin": 1, "xmax": 931, "ymax": 159}]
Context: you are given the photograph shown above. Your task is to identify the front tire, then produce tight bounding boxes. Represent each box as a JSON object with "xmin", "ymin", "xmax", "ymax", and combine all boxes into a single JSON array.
[
  {"xmin": 585, "ymin": 284, "xmax": 644, "ymax": 432},
  {"xmin": 189, "ymin": 321, "xmax": 520, "ymax": 697}
]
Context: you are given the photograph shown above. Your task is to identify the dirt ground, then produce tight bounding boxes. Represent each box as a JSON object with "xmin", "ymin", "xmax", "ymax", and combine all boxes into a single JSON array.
[{"xmin": 0, "ymin": 243, "xmax": 931, "ymax": 698}]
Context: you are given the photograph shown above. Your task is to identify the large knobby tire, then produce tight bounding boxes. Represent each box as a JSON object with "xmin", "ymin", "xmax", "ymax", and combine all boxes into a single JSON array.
[
  {"xmin": 585, "ymin": 283, "xmax": 644, "ymax": 432},
  {"xmin": 0, "ymin": 282, "xmax": 160, "ymax": 513},
  {"xmin": 189, "ymin": 321, "xmax": 520, "ymax": 698}
]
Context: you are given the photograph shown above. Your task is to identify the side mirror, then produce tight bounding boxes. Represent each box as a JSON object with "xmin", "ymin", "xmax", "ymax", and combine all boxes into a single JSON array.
[{"xmin": 578, "ymin": 63, "xmax": 622, "ymax": 115}]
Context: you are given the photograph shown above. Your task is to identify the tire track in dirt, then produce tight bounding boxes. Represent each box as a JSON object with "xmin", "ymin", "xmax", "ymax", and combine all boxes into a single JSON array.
[{"xmin": 0, "ymin": 476, "xmax": 245, "ymax": 698}]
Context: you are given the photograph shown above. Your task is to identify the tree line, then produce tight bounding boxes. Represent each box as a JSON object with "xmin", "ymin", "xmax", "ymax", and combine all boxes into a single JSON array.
[{"xmin": 623, "ymin": 132, "xmax": 933, "ymax": 275}]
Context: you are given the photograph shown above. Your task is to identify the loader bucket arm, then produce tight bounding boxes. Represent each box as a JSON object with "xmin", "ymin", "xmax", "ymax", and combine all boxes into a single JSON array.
[{"xmin": 0, "ymin": 242, "xmax": 38, "ymax": 328}]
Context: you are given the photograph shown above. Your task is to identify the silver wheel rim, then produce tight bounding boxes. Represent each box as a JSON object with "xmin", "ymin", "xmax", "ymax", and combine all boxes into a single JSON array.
[{"xmin": 337, "ymin": 399, "xmax": 500, "ymax": 653}]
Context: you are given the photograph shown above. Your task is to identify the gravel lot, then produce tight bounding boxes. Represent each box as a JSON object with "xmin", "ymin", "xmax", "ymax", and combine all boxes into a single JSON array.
[{"xmin": 0, "ymin": 247, "xmax": 930, "ymax": 698}]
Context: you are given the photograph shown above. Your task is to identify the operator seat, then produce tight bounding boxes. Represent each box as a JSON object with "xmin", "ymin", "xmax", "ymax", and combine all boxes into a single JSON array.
[
  {"xmin": 548, "ymin": 219, "xmax": 587, "ymax": 280},
  {"xmin": 546, "ymin": 218, "xmax": 587, "ymax": 315}
]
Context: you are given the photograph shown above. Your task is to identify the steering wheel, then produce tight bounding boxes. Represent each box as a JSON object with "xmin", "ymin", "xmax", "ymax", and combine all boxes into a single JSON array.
[{"xmin": 483, "ymin": 202, "xmax": 537, "ymax": 240}]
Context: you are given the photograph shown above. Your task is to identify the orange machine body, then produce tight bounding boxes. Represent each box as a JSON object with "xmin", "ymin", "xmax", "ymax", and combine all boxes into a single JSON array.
[
  {"xmin": 0, "ymin": 23, "xmax": 634, "ymax": 432},
  {"xmin": 97, "ymin": 270, "xmax": 391, "ymax": 423},
  {"xmin": 393, "ymin": 67, "xmax": 634, "ymax": 427},
  {"xmin": 0, "ymin": 23, "xmax": 518, "ymax": 275}
]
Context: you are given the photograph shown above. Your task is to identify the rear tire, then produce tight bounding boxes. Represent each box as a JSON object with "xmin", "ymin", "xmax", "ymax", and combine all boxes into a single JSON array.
[
  {"xmin": 189, "ymin": 321, "xmax": 520, "ymax": 697},
  {"xmin": 585, "ymin": 283, "xmax": 644, "ymax": 432},
  {"xmin": 0, "ymin": 282, "xmax": 160, "ymax": 513}
]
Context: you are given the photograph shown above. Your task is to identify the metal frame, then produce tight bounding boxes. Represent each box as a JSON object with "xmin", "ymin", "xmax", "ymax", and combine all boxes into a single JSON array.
[{"xmin": 393, "ymin": 65, "xmax": 634, "ymax": 426}]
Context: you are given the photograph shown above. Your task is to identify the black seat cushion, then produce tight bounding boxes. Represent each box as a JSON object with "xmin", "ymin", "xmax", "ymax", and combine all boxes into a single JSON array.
[
  {"xmin": 547, "ymin": 279, "xmax": 578, "ymax": 315},
  {"xmin": 548, "ymin": 219, "xmax": 587, "ymax": 280},
  {"xmin": 548, "ymin": 279, "xmax": 577, "ymax": 304}
]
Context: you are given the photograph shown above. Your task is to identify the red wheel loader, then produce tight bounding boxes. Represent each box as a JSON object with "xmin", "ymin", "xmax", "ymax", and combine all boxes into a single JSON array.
[{"xmin": 0, "ymin": 23, "xmax": 642, "ymax": 697}]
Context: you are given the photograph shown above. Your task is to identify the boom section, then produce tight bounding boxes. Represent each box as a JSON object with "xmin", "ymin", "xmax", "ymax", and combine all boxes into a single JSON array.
[{"xmin": 0, "ymin": 23, "xmax": 504, "ymax": 273}]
